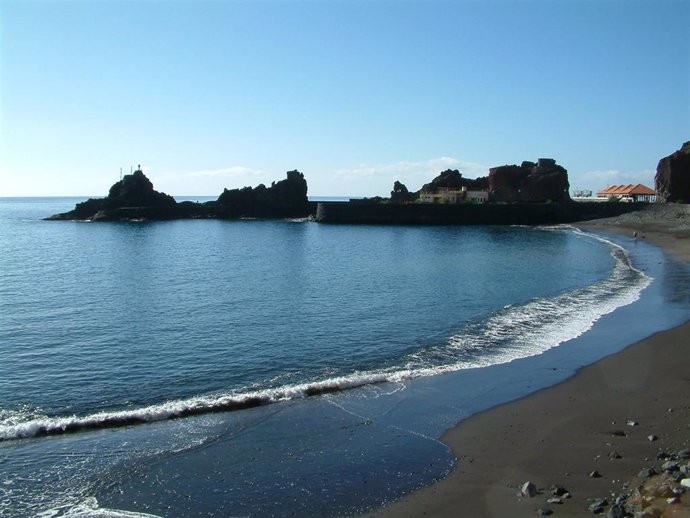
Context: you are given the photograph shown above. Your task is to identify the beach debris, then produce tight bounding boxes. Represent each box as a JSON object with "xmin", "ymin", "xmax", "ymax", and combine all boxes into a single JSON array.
[
  {"xmin": 608, "ymin": 451, "xmax": 622, "ymax": 460},
  {"xmin": 589, "ymin": 470, "xmax": 603, "ymax": 478},
  {"xmin": 537, "ymin": 508, "xmax": 553, "ymax": 516},
  {"xmin": 546, "ymin": 497, "xmax": 563, "ymax": 504},
  {"xmin": 626, "ymin": 420, "xmax": 639, "ymax": 427},
  {"xmin": 647, "ymin": 434, "xmax": 658, "ymax": 442},
  {"xmin": 587, "ymin": 497, "xmax": 608, "ymax": 514},
  {"xmin": 521, "ymin": 481, "xmax": 538, "ymax": 497}
]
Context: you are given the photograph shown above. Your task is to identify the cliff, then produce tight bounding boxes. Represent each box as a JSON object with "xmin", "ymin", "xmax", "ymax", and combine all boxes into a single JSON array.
[
  {"xmin": 655, "ymin": 141, "xmax": 690, "ymax": 203},
  {"xmin": 489, "ymin": 159, "xmax": 570, "ymax": 203},
  {"xmin": 216, "ymin": 170, "xmax": 310, "ymax": 218}
]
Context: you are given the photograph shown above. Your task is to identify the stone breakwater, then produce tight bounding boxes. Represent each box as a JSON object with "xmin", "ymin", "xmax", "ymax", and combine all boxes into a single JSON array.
[{"xmin": 315, "ymin": 201, "xmax": 647, "ymax": 225}]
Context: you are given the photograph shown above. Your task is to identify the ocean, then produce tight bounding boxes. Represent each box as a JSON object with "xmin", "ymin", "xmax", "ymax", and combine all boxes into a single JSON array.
[{"xmin": 1, "ymin": 197, "xmax": 689, "ymax": 517}]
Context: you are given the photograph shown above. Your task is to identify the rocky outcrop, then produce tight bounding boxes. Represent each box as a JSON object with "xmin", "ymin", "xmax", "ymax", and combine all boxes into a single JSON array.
[
  {"xmin": 47, "ymin": 168, "xmax": 180, "ymax": 220},
  {"xmin": 46, "ymin": 169, "xmax": 313, "ymax": 221},
  {"xmin": 105, "ymin": 169, "xmax": 177, "ymax": 209},
  {"xmin": 390, "ymin": 181, "xmax": 417, "ymax": 203},
  {"xmin": 216, "ymin": 170, "xmax": 310, "ymax": 218},
  {"xmin": 655, "ymin": 141, "xmax": 690, "ymax": 203},
  {"xmin": 489, "ymin": 159, "xmax": 571, "ymax": 203},
  {"xmin": 419, "ymin": 169, "xmax": 488, "ymax": 193}
]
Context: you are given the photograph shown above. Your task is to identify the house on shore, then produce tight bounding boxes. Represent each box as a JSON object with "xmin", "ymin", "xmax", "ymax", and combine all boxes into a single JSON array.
[
  {"xmin": 597, "ymin": 184, "xmax": 657, "ymax": 202},
  {"xmin": 419, "ymin": 187, "xmax": 489, "ymax": 204}
]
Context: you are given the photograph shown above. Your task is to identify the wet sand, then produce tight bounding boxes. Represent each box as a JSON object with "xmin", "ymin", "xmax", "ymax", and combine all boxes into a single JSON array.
[{"xmin": 366, "ymin": 208, "xmax": 690, "ymax": 517}]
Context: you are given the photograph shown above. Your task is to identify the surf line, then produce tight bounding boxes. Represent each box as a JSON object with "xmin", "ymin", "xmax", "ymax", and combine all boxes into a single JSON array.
[{"xmin": 0, "ymin": 374, "xmax": 394, "ymax": 442}]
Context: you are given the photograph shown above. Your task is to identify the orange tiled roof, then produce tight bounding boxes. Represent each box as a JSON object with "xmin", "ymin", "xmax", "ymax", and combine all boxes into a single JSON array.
[{"xmin": 597, "ymin": 184, "xmax": 656, "ymax": 196}]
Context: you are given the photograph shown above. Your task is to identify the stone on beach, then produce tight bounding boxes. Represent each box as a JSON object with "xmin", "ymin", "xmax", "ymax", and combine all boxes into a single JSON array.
[
  {"xmin": 521, "ymin": 480, "xmax": 538, "ymax": 497},
  {"xmin": 550, "ymin": 484, "xmax": 570, "ymax": 497},
  {"xmin": 605, "ymin": 504, "xmax": 626, "ymax": 518},
  {"xmin": 587, "ymin": 497, "xmax": 608, "ymax": 513}
]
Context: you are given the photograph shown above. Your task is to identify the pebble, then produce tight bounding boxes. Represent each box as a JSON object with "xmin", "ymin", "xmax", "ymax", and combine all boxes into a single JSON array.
[
  {"xmin": 627, "ymin": 420, "xmax": 639, "ymax": 426},
  {"xmin": 521, "ymin": 481, "xmax": 538, "ymax": 497},
  {"xmin": 550, "ymin": 484, "xmax": 570, "ymax": 497},
  {"xmin": 546, "ymin": 497, "xmax": 562, "ymax": 504},
  {"xmin": 662, "ymin": 460, "xmax": 679, "ymax": 473},
  {"xmin": 681, "ymin": 478, "xmax": 690, "ymax": 488},
  {"xmin": 647, "ymin": 435, "xmax": 658, "ymax": 442},
  {"xmin": 638, "ymin": 467, "xmax": 657, "ymax": 479},
  {"xmin": 590, "ymin": 470, "xmax": 602, "ymax": 478},
  {"xmin": 588, "ymin": 498, "xmax": 608, "ymax": 514},
  {"xmin": 608, "ymin": 451, "xmax": 622, "ymax": 460}
]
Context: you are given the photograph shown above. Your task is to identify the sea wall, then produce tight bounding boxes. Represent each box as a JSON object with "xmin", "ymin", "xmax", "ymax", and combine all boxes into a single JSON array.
[{"xmin": 315, "ymin": 201, "xmax": 648, "ymax": 225}]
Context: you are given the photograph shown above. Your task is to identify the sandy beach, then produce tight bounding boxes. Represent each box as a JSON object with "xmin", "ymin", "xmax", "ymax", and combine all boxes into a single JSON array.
[{"xmin": 367, "ymin": 205, "xmax": 690, "ymax": 518}]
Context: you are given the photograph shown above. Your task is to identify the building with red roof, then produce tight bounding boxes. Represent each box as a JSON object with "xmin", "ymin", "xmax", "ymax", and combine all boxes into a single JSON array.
[{"xmin": 596, "ymin": 184, "xmax": 657, "ymax": 202}]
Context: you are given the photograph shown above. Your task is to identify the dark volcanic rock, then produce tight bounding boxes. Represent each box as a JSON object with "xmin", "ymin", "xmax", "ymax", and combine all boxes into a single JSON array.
[
  {"xmin": 489, "ymin": 158, "xmax": 571, "ymax": 203},
  {"xmin": 390, "ymin": 181, "xmax": 418, "ymax": 203},
  {"xmin": 46, "ymin": 168, "xmax": 179, "ymax": 221},
  {"xmin": 216, "ymin": 170, "xmax": 310, "ymax": 218},
  {"xmin": 46, "ymin": 168, "xmax": 313, "ymax": 221},
  {"xmin": 655, "ymin": 141, "xmax": 690, "ymax": 203},
  {"xmin": 105, "ymin": 169, "xmax": 177, "ymax": 209},
  {"xmin": 419, "ymin": 169, "xmax": 488, "ymax": 193}
]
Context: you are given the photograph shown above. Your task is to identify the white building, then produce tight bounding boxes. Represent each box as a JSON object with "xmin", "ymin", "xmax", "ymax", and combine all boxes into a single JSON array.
[{"xmin": 419, "ymin": 187, "xmax": 488, "ymax": 204}]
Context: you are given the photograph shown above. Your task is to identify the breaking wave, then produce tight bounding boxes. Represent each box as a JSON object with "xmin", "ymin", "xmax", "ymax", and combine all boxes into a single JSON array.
[{"xmin": 0, "ymin": 227, "xmax": 651, "ymax": 442}]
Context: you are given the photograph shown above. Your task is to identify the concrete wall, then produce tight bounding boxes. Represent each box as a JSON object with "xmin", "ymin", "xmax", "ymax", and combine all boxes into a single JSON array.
[{"xmin": 315, "ymin": 201, "xmax": 647, "ymax": 225}]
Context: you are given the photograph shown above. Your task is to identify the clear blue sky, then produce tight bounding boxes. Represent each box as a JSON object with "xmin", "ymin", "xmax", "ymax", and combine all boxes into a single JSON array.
[{"xmin": 1, "ymin": 0, "xmax": 688, "ymax": 197}]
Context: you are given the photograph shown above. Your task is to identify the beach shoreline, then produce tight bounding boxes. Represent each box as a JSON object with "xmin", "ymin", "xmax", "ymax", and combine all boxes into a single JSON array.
[{"xmin": 365, "ymin": 208, "xmax": 690, "ymax": 517}]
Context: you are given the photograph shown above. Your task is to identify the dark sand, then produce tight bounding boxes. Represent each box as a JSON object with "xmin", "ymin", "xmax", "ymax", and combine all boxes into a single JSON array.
[{"xmin": 366, "ymin": 206, "xmax": 690, "ymax": 517}]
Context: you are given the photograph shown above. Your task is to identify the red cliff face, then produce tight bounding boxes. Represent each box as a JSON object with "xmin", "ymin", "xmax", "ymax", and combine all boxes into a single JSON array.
[
  {"xmin": 655, "ymin": 142, "xmax": 690, "ymax": 203},
  {"xmin": 489, "ymin": 159, "xmax": 571, "ymax": 203}
]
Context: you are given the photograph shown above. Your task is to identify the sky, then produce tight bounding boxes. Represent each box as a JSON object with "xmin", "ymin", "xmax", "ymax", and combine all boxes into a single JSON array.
[{"xmin": 1, "ymin": 0, "xmax": 688, "ymax": 197}]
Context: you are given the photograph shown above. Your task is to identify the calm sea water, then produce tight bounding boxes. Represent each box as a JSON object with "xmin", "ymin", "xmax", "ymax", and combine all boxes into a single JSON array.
[{"xmin": 1, "ymin": 197, "xmax": 688, "ymax": 517}]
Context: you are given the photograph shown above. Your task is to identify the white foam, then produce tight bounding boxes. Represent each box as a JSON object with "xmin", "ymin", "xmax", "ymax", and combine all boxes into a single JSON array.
[{"xmin": 53, "ymin": 497, "xmax": 163, "ymax": 518}]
